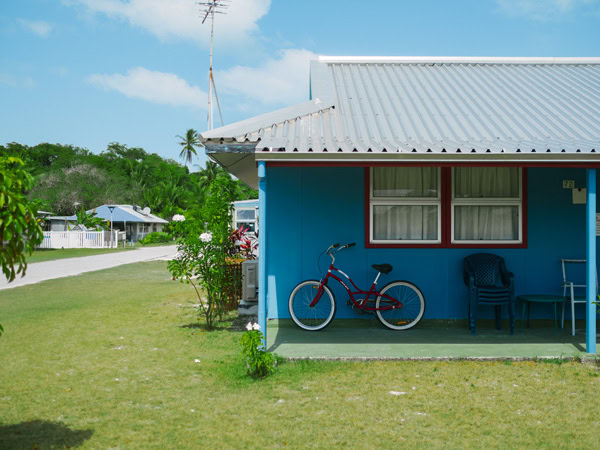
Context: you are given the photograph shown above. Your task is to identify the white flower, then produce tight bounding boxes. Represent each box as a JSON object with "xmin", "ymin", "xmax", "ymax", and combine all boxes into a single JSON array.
[
  {"xmin": 252, "ymin": 323, "xmax": 261, "ymax": 331},
  {"xmin": 194, "ymin": 359, "xmax": 201, "ymax": 363},
  {"xmin": 200, "ymin": 232, "xmax": 213, "ymax": 243},
  {"xmin": 172, "ymin": 214, "xmax": 185, "ymax": 222},
  {"xmin": 246, "ymin": 322, "xmax": 253, "ymax": 331}
]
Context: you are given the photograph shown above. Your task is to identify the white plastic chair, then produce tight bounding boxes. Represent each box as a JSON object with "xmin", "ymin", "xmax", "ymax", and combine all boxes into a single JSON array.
[{"xmin": 561, "ymin": 259, "xmax": 598, "ymax": 336}]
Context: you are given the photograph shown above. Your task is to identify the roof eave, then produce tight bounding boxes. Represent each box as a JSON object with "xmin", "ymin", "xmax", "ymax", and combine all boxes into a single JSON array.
[{"xmin": 254, "ymin": 151, "xmax": 600, "ymax": 163}]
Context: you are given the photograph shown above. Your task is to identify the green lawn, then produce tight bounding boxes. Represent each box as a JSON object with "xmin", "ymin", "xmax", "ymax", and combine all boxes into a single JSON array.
[
  {"xmin": 27, "ymin": 247, "xmax": 136, "ymax": 264},
  {"xmin": 1, "ymin": 262, "xmax": 599, "ymax": 448}
]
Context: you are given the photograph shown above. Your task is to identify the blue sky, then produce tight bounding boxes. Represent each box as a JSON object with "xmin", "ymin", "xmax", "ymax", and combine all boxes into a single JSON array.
[{"xmin": 1, "ymin": 0, "xmax": 599, "ymax": 168}]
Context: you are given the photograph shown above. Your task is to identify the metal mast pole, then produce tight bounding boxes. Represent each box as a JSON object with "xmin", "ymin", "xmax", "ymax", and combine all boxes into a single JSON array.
[
  {"xmin": 199, "ymin": 0, "xmax": 229, "ymax": 130},
  {"xmin": 208, "ymin": 0, "xmax": 214, "ymax": 130}
]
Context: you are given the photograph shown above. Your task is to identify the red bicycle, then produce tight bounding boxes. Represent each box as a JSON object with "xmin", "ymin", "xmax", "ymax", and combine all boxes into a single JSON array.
[{"xmin": 288, "ymin": 243, "xmax": 426, "ymax": 331}]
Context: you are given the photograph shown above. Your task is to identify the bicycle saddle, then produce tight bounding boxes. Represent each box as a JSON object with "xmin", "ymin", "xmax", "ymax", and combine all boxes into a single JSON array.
[{"xmin": 371, "ymin": 264, "xmax": 392, "ymax": 274}]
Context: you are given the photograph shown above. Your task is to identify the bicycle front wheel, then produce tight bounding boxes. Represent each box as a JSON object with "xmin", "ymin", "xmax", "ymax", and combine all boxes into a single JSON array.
[
  {"xmin": 289, "ymin": 280, "xmax": 336, "ymax": 331},
  {"xmin": 376, "ymin": 281, "xmax": 425, "ymax": 330}
]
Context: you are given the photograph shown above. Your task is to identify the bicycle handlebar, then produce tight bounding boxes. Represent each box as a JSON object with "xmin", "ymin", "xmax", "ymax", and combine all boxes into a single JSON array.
[{"xmin": 327, "ymin": 242, "xmax": 356, "ymax": 253}]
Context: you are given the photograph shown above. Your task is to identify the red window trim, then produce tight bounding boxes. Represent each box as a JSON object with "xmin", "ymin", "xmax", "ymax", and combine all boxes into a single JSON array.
[{"xmin": 364, "ymin": 166, "xmax": 528, "ymax": 249}]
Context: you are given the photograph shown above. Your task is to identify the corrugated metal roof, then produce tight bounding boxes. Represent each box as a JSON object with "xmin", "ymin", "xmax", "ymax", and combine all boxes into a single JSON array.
[
  {"xmin": 233, "ymin": 199, "xmax": 259, "ymax": 208},
  {"xmin": 67, "ymin": 205, "xmax": 168, "ymax": 223},
  {"xmin": 200, "ymin": 57, "xmax": 600, "ymax": 155}
]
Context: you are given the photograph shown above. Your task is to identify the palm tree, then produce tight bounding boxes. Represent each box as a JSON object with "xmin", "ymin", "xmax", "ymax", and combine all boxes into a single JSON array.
[
  {"xmin": 177, "ymin": 129, "xmax": 200, "ymax": 165},
  {"xmin": 196, "ymin": 160, "xmax": 220, "ymax": 189}
]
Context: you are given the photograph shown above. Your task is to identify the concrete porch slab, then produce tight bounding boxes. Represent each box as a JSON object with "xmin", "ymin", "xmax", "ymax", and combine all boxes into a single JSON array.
[{"xmin": 267, "ymin": 320, "xmax": 597, "ymax": 359}]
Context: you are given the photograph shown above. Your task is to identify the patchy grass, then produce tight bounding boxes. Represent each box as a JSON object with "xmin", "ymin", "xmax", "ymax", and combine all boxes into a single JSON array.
[
  {"xmin": 27, "ymin": 247, "xmax": 135, "ymax": 264},
  {"xmin": 1, "ymin": 262, "xmax": 599, "ymax": 448}
]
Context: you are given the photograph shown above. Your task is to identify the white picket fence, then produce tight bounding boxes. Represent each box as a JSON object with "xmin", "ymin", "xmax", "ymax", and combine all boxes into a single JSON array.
[{"xmin": 39, "ymin": 231, "xmax": 120, "ymax": 249}]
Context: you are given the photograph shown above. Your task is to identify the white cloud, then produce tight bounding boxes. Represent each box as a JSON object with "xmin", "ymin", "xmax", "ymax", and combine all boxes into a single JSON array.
[
  {"xmin": 88, "ymin": 67, "xmax": 207, "ymax": 109},
  {"xmin": 0, "ymin": 73, "xmax": 36, "ymax": 88},
  {"xmin": 217, "ymin": 49, "xmax": 317, "ymax": 106},
  {"xmin": 18, "ymin": 19, "xmax": 53, "ymax": 37},
  {"xmin": 86, "ymin": 50, "xmax": 317, "ymax": 112},
  {"xmin": 496, "ymin": 0, "xmax": 598, "ymax": 20},
  {"xmin": 64, "ymin": 0, "xmax": 270, "ymax": 46}
]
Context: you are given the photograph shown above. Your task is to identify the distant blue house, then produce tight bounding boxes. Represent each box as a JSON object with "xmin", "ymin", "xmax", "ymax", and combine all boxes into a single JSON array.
[
  {"xmin": 68, "ymin": 205, "xmax": 168, "ymax": 242},
  {"xmin": 201, "ymin": 56, "xmax": 600, "ymax": 353}
]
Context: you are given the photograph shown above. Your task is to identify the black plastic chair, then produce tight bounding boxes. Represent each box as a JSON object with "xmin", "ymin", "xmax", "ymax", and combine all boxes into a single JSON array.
[{"xmin": 463, "ymin": 253, "xmax": 515, "ymax": 335}]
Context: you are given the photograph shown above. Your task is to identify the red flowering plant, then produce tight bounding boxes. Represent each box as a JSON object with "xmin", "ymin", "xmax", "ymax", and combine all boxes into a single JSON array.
[{"xmin": 228, "ymin": 225, "xmax": 258, "ymax": 261}]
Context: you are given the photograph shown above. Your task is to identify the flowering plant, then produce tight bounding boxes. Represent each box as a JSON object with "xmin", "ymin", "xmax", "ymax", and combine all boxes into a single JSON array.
[
  {"xmin": 240, "ymin": 322, "xmax": 276, "ymax": 378},
  {"xmin": 172, "ymin": 214, "xmax": 186, "ymax": 222},
  {"xmin": 228, "ymin": 225, "xmax": 258, "ymax": 260},
  {"xmin": 168, "ymin": 176, "xmax": 237, "ymax": 329},
  {"xmin": 168, "ymin": 219, "xmax": 233, "ymax": 329}
]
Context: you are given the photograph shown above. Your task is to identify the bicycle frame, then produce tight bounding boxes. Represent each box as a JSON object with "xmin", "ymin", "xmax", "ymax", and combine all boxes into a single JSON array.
[{"xmin": 309, "ymin": 258, "xmax": 402, "ymax": 312}]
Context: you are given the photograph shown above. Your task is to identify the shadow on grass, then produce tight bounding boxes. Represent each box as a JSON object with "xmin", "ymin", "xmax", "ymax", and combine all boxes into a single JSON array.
[
  {"xmin": 180, "ymin": 322, "xmax": 234, "ymax": 331},
  {"xmin": 0, "ymin": 420, "xmax": 93, "ymax": 449}
]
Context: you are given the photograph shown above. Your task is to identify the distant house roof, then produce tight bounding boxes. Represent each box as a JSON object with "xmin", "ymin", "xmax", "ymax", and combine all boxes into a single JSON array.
[
  {"xmin": 46, "ymin": 216, "xmax": 73, "ymax": 222},
  {"xmin": 201, "ymin": 56, "xmax": 600, "ymax": 187},
  {"xmin": 233, "ymin": 199, "xmax": 259, "ymax": 209},
  {"xmin": 67, "ymin": 205, "xmax": 168, "ymax": 224}
]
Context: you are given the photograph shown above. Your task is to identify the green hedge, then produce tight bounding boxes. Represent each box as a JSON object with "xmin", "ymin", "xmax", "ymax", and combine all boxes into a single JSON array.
[{"xmin": 139, "ymin": 232, "xmax": 172, "ymax": 245}]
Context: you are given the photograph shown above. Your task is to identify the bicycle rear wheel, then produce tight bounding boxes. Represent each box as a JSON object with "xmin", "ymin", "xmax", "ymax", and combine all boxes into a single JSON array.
[
  {"xmin": 289, "ymin": 280, "xmax": 336, "ymax": 331},
  {"xmin": 375, "ymin": 281, "xmax": 425, "ymax": 330}
]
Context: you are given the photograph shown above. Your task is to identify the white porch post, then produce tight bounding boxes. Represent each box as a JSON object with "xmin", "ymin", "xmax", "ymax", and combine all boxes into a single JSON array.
[
  {"xmin": 586, "ymin": 168, "xmax": 597, "ymax": 354},
  {"xmin": 258, "ymin": 161, "xmax": 268, "ymax": 347}
]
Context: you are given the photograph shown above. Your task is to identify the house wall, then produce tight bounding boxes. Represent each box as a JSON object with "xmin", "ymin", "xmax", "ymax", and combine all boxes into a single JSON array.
[
  {"xmin": 49, "ymin": 220, "xmax": 68, "ymax": 232},
  {"xmin": 266, "ymin": 166, "xmax": 596, "ymax": 320}
]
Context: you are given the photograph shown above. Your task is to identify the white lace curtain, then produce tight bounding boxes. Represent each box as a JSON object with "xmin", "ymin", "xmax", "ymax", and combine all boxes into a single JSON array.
[
  {"xmin": 453, "ymin": 167, "xmax": 520, "ymax": 241},
  {"xmin": 373, "ymin": 205, "xmax": 438, "ymax": 240},
  {"xmin": 373, "ymin": 167, "xmax": 438, "ymax": 198},
  {"xmin": 454, "ymin": 206, "xmax": 518, "ymax": 240},
  {"xmin": 372, "ymin": 167, "xmax": 439, "ymax": 241},
  {"xmin": 454, "ymin": 167, "xmax": 519, "ymax": 198}
]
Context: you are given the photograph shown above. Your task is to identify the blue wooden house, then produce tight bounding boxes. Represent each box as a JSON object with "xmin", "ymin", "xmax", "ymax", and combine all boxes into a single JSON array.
[{"xmin": 200, "ymin": 56, "xmax": 600, "ymax": 353}]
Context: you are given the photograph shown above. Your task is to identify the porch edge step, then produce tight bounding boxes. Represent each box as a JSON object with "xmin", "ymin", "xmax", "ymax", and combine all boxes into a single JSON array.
[{"xmin": 281, "ymin": 355, "xmax": 598, "ymax": 362}]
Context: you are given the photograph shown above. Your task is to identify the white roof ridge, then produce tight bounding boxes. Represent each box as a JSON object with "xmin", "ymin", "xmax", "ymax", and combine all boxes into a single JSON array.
[{"xmin": 317, "ymin": 56, "xmax": 600, "ymax": 65}]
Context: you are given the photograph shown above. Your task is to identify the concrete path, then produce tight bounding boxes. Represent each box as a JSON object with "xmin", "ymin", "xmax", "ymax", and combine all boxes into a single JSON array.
[
  {"xmin": 267, "ymin": 321, "xmax": 591, "ymax": 359},
  {"xmin": 0, "ymin": 245, "xmax": 177, "ymax": 290}
]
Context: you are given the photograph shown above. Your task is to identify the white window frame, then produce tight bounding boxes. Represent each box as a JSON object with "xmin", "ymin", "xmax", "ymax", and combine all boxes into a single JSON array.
[
  {"xmin": 450, "ymin": 167, "xmax": 523, "ymax": 244},
  {"xmin": 234, "ymin": 207, "xmax": 257, "ymax": 234},
  {"xmin": 369, "ymin": 167, "xmax": 442, "ymax": 244}
]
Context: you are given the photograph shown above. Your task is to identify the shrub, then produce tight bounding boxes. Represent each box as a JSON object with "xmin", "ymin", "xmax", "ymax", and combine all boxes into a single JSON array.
[
  {"xmin": 240, "ymin": 322, "xmax": 275, "ymax": 378},
  {"xmin": 139, "ymin": 231, "xmax": 172, "ymax": 245},
  {"xmin": 167, "ymin": 175, "xmax": 237, "ymax": 329}
]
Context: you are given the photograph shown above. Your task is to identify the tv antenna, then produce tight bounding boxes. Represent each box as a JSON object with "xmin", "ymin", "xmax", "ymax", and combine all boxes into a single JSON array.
[{"xmin": 198, "ymin": 0, "xmax": 230, "ymax": 130}]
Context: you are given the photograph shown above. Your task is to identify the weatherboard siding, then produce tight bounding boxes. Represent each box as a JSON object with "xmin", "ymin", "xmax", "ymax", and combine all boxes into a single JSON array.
[{"xmin": 265, "ymin": 166, "xmax": 595, "ymax": 320}]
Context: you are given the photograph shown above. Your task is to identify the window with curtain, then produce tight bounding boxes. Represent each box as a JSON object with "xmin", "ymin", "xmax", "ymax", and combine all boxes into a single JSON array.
[
  {"xmin": 452, "ymin": 167, "xmax": 522, "ymax": 242},
  {"xmin": 370, "ymin": 167, "xmax": 441, "ymax": 243},
  {"xmin": 235, "ymin": 208, "xmax": 257, "ymax": 233}
]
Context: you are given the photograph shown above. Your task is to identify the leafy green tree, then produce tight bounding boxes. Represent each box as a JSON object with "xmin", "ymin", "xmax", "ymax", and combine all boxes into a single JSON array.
[
  {"xmin": 2, "ymin": 140, "xmax": 256, "ymax": 223},
  {"xmin": 74, "ymin": 208, "xmax": 108, "ymax": 230},
  {"xmin": 196, "ymin": 160, "xmax": 220, "ymax": 189},
  {"xmin": 168, "ymin": 175, "xmax": 237, "ymax": 329},
  {"xmin": 29, "ymin": 163, "xmax": 139, "ymax": 215},
  {"xmin": 0, "ymin": 156, "xmax": 44, "ymax": 282},
  {"xmin": 177, "ymin": 129, "xmax": 200, "ymax": 165}
]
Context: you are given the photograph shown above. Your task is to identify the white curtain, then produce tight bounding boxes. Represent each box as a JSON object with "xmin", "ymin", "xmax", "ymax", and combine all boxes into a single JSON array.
[
  {"xmin": 454, "ymin": 206, "xmax": 518, "ymax": 240},
  {"xmin": 454, "ymin": 167, "xmax": 519, "ymax": 198},
  {"xmin": 373, "ymin": 205, "xmax": 438, "ymax": 240},
  {"xmin": 373, "ymin": 167, "xmax": 438, "ymax": 198}
]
